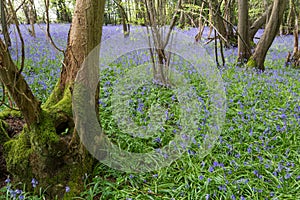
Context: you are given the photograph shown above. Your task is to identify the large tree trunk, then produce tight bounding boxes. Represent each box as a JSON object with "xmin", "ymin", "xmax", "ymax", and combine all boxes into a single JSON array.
[
  {"xmin": 237, "ymin": 0, "xmax": 250, "ymax": 62},
  {"xmin": 0, "ymin": 0, "xmax": 105, "ymax": 198},
  {"xmin": 247, "ymin": 0, "xmax": 287, "ymax": 71}
]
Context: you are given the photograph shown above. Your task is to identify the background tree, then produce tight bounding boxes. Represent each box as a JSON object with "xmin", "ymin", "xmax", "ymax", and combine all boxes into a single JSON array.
[
  {"xmin": 51, "ymin": 0, "xmax": 72, "ymax": 23},
  {"xmin": 247, "ymin": 0, "xmax": 287, "ymax": 71},
  {"xmin": 0, "ymin": 0, "xmax": 105, "ymax": 198},
  {"xmin": 143, "ymin": 0, "xmax": 182, "ymax": 86},
  {"xmin": 237, "ymin": 0, "xmax": 251, "ymax": 63},
  {"xmin": 0, "ymin": 0, "xmax": 11, "ymax": 47},
  {"xmin": 285, "ymin": 0, "xmax": 300, "ymax": 67}
]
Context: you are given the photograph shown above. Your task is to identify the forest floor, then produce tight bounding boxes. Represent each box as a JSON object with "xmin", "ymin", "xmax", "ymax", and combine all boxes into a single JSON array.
[{"xmin": 0, "ymin": 24, "xmax": 299, "ymax": 199}]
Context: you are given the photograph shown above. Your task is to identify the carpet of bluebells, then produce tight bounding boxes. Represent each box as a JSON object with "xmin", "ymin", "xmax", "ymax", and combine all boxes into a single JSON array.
[{"xmin": 0, "ymin": 24, "xmax": 300, "ymax": 200}]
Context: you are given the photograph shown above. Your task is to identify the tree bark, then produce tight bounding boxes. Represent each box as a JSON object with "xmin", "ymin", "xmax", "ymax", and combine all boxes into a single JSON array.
[
  {"xmin": 209, "ymin": 0, "xmax": 227, "ymax": 38},
  {"xmin": 285, "ymin": 0, "xmax": 296, "ymax": 35},
  {"xmin": 0, "ymin": 0, "xmax": 105, "ymax": 198},
  {"xmin": 0, "ymin": 40, "xmax": 41, "ymax": 126},
  {"xmin": 28, "ymin": 0, "xmax": 36, "ymax": 37},
  {"xmin": 209, "ymin": 0, "xmax": 236, "ymax": 47},
  {"xmin": 58, "ymin": 0, "xmax": 104, "ymax": 96},
  {"xmin": 237, "ymin": 0, "xmax": 250, "ymax": 62},
  {"xmin": 248, "ymin": 0, "xmax": 287, "ymax": 71},
  {"xmin": 0, "ymin": 0, "xmax": 11, "ymax": 47}
]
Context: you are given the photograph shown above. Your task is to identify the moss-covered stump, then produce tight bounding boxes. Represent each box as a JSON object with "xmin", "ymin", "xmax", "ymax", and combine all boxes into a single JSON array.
[{"xmin": 2, "ymin": 107, "xmax": 94, "ymax": 199}]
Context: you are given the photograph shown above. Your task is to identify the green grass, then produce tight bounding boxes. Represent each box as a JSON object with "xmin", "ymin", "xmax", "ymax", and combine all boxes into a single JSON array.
[{"xmin": 1, "ymin": 52, "xmax": 300, "ymax": 200}]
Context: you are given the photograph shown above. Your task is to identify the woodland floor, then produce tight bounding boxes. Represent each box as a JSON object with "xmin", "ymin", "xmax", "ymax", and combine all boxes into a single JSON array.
[{"xmin": 0, "ymin": 116, "xmax": 25, "ymax": 187}]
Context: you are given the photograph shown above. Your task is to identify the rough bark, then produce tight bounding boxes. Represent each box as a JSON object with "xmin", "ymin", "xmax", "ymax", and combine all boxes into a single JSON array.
[
  {"xmin": 0, "ymin": 0, "xmax": 105, "ymax": 198},
  {"xmin": 248, "ymin": 0, "xmax": 287, "ymax": 71},
  {"xmin": 285, "ymin": 4, "xmax": 300, "ymax": 68},
  {"xmin": 58, "ymin": 0, "xmax": 104, "ymax": 98},
  {"xmin": 237, "ymin": 0, "xmax": 250, "ymax": 62}
]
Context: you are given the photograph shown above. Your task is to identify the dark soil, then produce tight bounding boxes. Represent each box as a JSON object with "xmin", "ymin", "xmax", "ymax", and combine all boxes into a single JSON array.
[{"xmin": 0, "ymin": 115, "xmax": 25, "ymax": 188}]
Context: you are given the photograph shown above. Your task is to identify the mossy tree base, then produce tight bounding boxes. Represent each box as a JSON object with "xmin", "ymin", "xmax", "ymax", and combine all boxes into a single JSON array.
[
  {"xmin": 246, "ymin": 57, "xmax": 257, "ymax": 68},
  {"xmin": 1, "ymin": 91, "xmax": 94, "ymax": 199}
]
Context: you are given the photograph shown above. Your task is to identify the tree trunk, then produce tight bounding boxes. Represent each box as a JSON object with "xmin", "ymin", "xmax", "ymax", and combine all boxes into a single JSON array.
[
  {"xmin": 237, "ymin": 0, "xmax": 250, "ymax": 62},
  {"xmin": 247, "ymin": 0, "xmax": 287, "ymax": 71},
  {"xmin": 224, "ymin": 0, "xmax": 235, "ymax": 39},
  {"xmin": 285, "ymin": 0, "xmax": 296, "ymax": 35},
  {"xmin": 144, "ymin": 0, "xmax": 181, "ymax": 86},
  {"xmin": 209, "ymin": 0, "xmax": 237, "ymax": 47},
  {"xmin": 0, "ymin": 0, "xmax": 105, "ymax": 198},
  {"xmin": 28, "ymin": 0, "xmax": 36, "ymax": 37},
  {"xmin": 0, "ymin": 41, "xmax": 41, "ymax": 126},
  {"xmin": 209, "ymin": 0, "xmax": 227, "ymax": 38},
  {"xmin": 0, "ymin": 0, "xmax": 11, "ymax": 47},
  {"xmin": 285, "ymin": 3, "xmax": 300, "ymax": 67},
  {"xmin": 114, "ymin": 0, "xmax": 130, "ymax": 37},
  {"xmin": 249, "ymin": 4, "xmax": 272, "ymax": 42}
]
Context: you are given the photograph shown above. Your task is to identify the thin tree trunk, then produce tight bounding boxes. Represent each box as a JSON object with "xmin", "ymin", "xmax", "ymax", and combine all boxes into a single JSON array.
[
  {"xmin": 29, "ymin": 0, "xmax": 36, "ymax": 37},
  {"xmin": 0, "ymin": 0, "xmax": 11, "ymax": 47},
  {"xmin": 209, "ymin": 0, "xmax": 227, "ymax": 41},
  {"xmin": 285, "ymin": 0, "xmax": 296, "ymax": 35},
  {"xmin": 0, "ymin": 40, "xmax": 41, "ymax": 126},
  {"xmin": 237, "ymin": 0, "xmax": 250, "ymax": 62}
]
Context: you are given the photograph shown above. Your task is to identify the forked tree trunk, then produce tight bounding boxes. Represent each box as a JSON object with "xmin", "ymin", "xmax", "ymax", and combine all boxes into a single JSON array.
[
  {"xmin": 249, "ymin": 4, "xmax": 272, "ymax": 43},
  {"xmin": 0, "ymin": 0, "xmax": 105, "ymax": 198},
  {"xmin": 247, "ymin": 0, "xmax": 287, "ymax": 71}
]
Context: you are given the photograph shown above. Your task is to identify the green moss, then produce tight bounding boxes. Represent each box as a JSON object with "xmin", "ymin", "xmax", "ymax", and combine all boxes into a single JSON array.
[
  {"xmin": 31, "ymin": 110, "xmax": 60, "ymax": 153},
  {"xmin": 43, "ymin": 80, "xmax": 64, "ymax": 108},
  {"xmin": 2, "ymin": 84, "xmax": 93, "ymax": 198},
  {"xmin": 4, "ymin": 130, "xmax": 33, "ymax": 179},
  {"xmin": 52, "ymin": 88, "xmax": 72, "ymax": 115},
  {"xmin": 0, "ymin": 110, "xmax": 22, "ymax": 120},
  {"xmin": 44, "ymin": 85, "xmax": 72, "ymax": 118},
  {"xmin": 247, "ymin": 57, "xmax": 257, "ymax": 68},
  {"xmin": 0, "ymin": 119, "xmax": 9, "ymax": 144}
]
